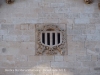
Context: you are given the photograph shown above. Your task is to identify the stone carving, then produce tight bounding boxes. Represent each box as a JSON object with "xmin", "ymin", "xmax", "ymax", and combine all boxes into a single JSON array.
[
  {"xmin": 35, "ymin": 24, "xmax": 67, "ymax": 55},
  {"xmin": 6, "ymin": 0, "xmax": 14, "ymax": 4},
  {"xmin": 98, "ymin": 3, "xmax": 100, "ymax": 9},
  {"xmin": 84, "ymin": 0, "xmax": 93, "ymax": 4}
]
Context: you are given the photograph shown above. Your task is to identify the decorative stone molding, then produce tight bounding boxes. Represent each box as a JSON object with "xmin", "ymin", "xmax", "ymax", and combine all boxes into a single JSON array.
[
  {"xmin": 6, "ymin": 0, "xmax": 14, "ymax": 4},
  {"xmin": 84, "ymin": 0, "xmax": 100, "ymax": 9},
  {"xmin": 84, "ymin": 0, "xmax": 93, "ymax": 4},
  {"xmin": 35, "ymin": 24, "xmax": 67, "ymax": 55}
]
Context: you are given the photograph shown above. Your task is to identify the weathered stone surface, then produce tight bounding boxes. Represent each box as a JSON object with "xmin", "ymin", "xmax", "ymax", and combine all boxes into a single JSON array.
[
  {"xmin": 0, "ymin": 61, "xmax": 15, "ymax": 68},
  {"xmin": 76, "ymin": 55, "xmax": 91, "ymax": 61},
  {"xmin": 0, "ymin": 0, "xmax": 100, "ymax": 75},
  {"xmin": 1, "ymin": 24, "xmax": 14, "ymax": 30},
  {"xmin": 14, "ymin": 55, "xmax": 27, "ymax": 61},
  {"xmin": 0, "ymin": 35, "xmax": 2, "ymax": 41},
  {"xmin": 0, "ymin": 30, "xmax": 8, "ymax": 35},
  {"xmin": 28, "ymin": 55, "xmax": 41, "ymax": 62},
  {"xmin": 15, "ymin": 61, "xmax": 28, "ymax": 68},
  {"xmin": 41, "ymin": 56, "xmax": 54, "ymax": 62},
  {"xmin": 21, "ymin": 24, "xmax": 29, "ymax": 30},
  {"xmin": 75, "ymin": 19, "xmax": 90, "ymax": 24},
  {"xmin": 55, "ymin": 56, "xmax": 64, "ymax": 61},
  {"xmin": 64, "ymin": 55, "xmax": 76, "ymax": 61},
  {"xmin": 97, "ymin": 55, "xmax": 100, "ymax": 61},
  {"xmin": 51, "ymin": 62, "xmax": 66, "ymax": 68}
]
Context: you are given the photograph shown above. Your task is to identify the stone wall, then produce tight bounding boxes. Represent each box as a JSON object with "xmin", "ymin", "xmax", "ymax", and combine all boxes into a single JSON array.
[{"xmin": 0, "ymin": 0, "xmax": 100, "ymax": 75}]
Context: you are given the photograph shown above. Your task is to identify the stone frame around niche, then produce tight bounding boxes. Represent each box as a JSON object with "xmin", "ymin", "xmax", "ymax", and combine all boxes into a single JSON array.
[{"xmin": 35, "ymin": 23, "xmax": 67, "ymax": 56}]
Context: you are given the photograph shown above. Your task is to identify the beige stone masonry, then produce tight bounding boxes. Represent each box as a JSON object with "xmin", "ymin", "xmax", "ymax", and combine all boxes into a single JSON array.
[{"xmin": 0, "ymin": 0, "xmax": 100, "ymax": 75}]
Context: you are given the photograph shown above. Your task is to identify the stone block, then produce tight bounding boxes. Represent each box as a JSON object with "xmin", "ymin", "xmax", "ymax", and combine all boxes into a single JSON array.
[
  {"xmin": 75, "ymin": 19, "xmax": 90, "ymax": 24},
  {"xmin": 16, "ymin": 35, "xmax": 30, "ymax": 42},
  {"xmin": 55, "ymin": 56, "xmax": 63, "ymax": 61},
  {"xmin": 90, "ymin": 19, "xmax": 100, "ymax": 24},
  {"xmin": 85, "ymin": 43, "xmax": 100, "ymax": 55},
  {"xmin": 51, "ymin": 3, "xmax": 65, "ymax": 8},
  {"xmin": 0, "ymin": 55, "xmax": 14, "ymax": 61},
  {"xmin": 30, "ymin": 35, "xmax": 35, "ymax": 42},
  {"xmin": 0, "ymin": 47, "xmax": 20, "ymax": 55},
  {"xmin": 87, "ymin": 49, "xmax": 99, "ymax": 55},
  {"xmin": 76, "ymin": 55, "xmax": 91, "ymax": 61},
  {"xmin": 92, "ymin": 13, "xmax": 100, "ymax": 18},
  {"xmin": 0, "ymin": 30, "xmax": 8, "ymax": 35},
  {"xmin": 59, "ymin": 18, "xmax": 74, "ymax": 24},
  {"xmin": 0, "ymin": 61, "xmax": 15, "ymax": 68},
  {"xmin": 19, "ymin": 42, "xmax": 35, "ymax": 55},
  {"xmin": 96, "ymin": 61, "xmax": 100, "ymax": 67},
  {"xmin": 73, "ymin": 24, "xmax": 86, "ymax": 30},
  {"xmin": 65, "ymin": 13, "xmax": 80, "ymax": 19},
  {"xmin": 51, "ymin": 62, "xmax": 66, "ymax": 68},
  {"xmin": 8, "ymin": 30, "xmax": 22, "ymax": 35},
  {"xmin": 80, "ymin": 13, "xmax": 92, "ymax": 18},
  {"xmin": 14, "ymin": 55, "xmax": 27, "ymax": 61},
  {"xmin": 15, "ymin": 61, "xmax": 28, "ymax": 68},
  {"xmin": 3, "ymin": 35, "xmax": 17, "ymax": 42},
  {"xmin": 55, "ymin": 8, "xmax": 68, "ymax": 13},
  {"xmin": 42, "ymin": 7, "xmax": 55, "ymax": 13},
  {"xmin": 91, "ymin": 55, "xmax": 97, "ymax": 61},
  {"xmin": 28, "ymin": 55, "xmax": 41, "ymax": 62},
  {"xmin": 28, "ymin": 24, "xmax": 35, "ymax": 30},
  {"xmin": 1, "ymin": 24, "xmax": 14, "ymax": 30},
  {"xmin": 0, "ymin": 68, "xmax": 6, "ymax": 75},
  {"xmin": 22, "ymin": 30, "xmax": 35, "ymax": 35},
  {"xmin": 37, "ymin": 61, "xmax": 51, "ymax": 68},
  {"xmin": 95, "ymin": 24, "xmax": 100, "ymax": 29},
  {"xmin": 67, "ymin": 24, "xmax": 73, "ymax": 29},
  {"xmin": 0, "ymin": 19, "xmax": 6, "ymax": 23},
  {"xmin": 86, "ymin": 35, "xmax": 100, "ymax": 41},
  {"xmin": 64, "ymin": 55, "xmax": 76, "ymax": 61},
  {"xmin": 63, "ymin": 61, "xmax": 81, "ymax": 68},
  {"xmin": 67, "ymin": 29, "xmax": 82, "ymax": 35},
  {"xmin": 21, "ymin": 24, "xmax": 29, "ymax": 30},
  {"xmin": 41, "ymin": 56, "xmax": 54, "ymax": 62},
  {"xmin": 81, "ymin": 61, "xmax": 96, "ymax": 68},
  {"xmin": 15, "ymin": 24, "xmax": 21, "ymax": 30},
  {"xmin": 42, "ymin": 18, "xmax": 59, "ymax": 23},
  {"xmin": 75, "ymin": 68, "xmax": 90, "ymax": 74},
  {"xmin": 38, "ymin": 2, "xmax": 51, "ymax": 7},
  {"xmin": 68, "ymin": 41, "xmax": 86, "ymax": 56},
  {"xmin": 38, "ymin": 13, "xmax": 51, "ymax": 18},
  {"xmin": 85, "ymin": 41, "xmax": 97, "ymax": 49},
  {"xmin": 73, "ymin": 35, "xmax": 86, "ymax": 41},
  {"xmin": 86, "ymin": 24, "xmax": 96, "ymax": 30},
  {"xmin": 28, "ymin": 61, "xmax": 37, "ymax": 67}
]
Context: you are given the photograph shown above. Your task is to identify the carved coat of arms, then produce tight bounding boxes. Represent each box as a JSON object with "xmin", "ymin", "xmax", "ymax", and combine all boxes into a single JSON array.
[{"xmin": 35, "ymin": 24, "xmax": 67, "ymax": 55}]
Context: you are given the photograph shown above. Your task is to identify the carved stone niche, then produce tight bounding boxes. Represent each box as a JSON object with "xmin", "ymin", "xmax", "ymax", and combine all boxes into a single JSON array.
[
  {"xmin": 35, "ymin": 24, "xmax": 67, "ymax": 55},
  {"xmin": 6, "ymin": 0, "xmax": 14, "ymax": 4},
  {"xmin": 84, "ymin": 0, "xmax": 93, "ymax": 4}
]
